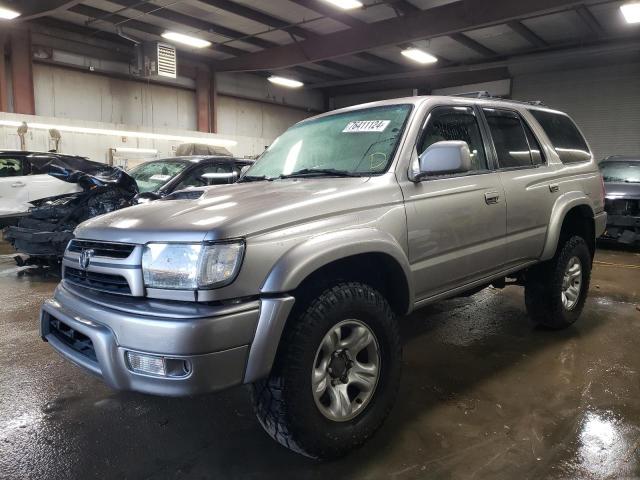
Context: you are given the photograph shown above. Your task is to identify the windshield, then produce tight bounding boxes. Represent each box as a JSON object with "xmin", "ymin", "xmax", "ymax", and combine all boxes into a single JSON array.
[
  {"xmin": 600, "ymin": 161, "xmax": 640, "ymax": 183},
  {"xmin": 129, "ymin": 160, "xmax": 189, "ymax": 193},
  {"xmin": 244, "ymin": 104, "xmax": 412, "ymax": 180}
]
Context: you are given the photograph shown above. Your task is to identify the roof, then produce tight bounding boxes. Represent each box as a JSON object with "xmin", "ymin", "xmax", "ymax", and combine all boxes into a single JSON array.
[{"xmin": 139, "ymin": 156, "xmax": 253, "ymax": 165}]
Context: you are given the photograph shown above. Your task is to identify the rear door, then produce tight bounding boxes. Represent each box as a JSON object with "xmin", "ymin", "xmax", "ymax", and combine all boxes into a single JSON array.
[
  {"xmin": 399, "ymin": 105, "xmax": 507, "ymax": 301},
  {"xmin": 480, "ymin": 107, "xmax": 559, "ymax": 266},
  {"xmin": 0, "ymin": 155, "xmax": 30, "ymax": 214}
]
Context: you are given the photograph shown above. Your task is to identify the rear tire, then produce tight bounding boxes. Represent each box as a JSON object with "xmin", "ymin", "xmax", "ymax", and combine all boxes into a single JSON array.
[
  {"xmin": 252, "ymin": 282, "xmax": 402, "ymax": 459},
  {"xmin": 525, "ymin": 235, "xmax": 592, "ymax": 329}
]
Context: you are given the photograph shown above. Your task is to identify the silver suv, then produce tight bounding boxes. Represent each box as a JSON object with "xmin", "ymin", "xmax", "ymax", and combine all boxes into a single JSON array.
[{"xmin": 40, "ymin": 95, "xmax": 606, "ymax": 459}]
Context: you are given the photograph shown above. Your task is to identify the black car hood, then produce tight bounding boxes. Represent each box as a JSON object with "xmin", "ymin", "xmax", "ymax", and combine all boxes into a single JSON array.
[{"xmin": 604, "ymin": 181, "xmax": 640, "ymax": 200}]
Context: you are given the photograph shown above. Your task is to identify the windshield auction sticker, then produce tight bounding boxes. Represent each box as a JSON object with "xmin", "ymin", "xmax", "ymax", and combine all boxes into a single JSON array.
[{"xmin": 342, "ymin": 120, "xmax": 390, "ymax": 133}]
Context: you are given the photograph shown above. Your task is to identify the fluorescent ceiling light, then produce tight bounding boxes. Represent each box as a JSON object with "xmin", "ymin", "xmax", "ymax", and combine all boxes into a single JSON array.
[
  {"xmin": 620, "ymin": 2, "xmax": 640, "ymax": 23},
  {"xmin": 0, "ymin": 120, "xmax": 236, "ymax": 148},
  {"xmin": 0, "ymin": 7, "xmax": 20, "ymax": 20},
  {"xmin": 161, "ymin": 31, "xmax": 211, "ymax": 48},
  {"xmin": 268, "ymin": 76, "xmax": 304, "ymax": 88},
  {"xmin": 322, "ymin": 0, "xmax": 363, "ymax": 9},
  {"xmin": 401, "ymin": 48, "xmax": 439, "ymax": 64},
  {"xmin": 113, "ymin": 147, "xmax": 158, "ymax": 154}
]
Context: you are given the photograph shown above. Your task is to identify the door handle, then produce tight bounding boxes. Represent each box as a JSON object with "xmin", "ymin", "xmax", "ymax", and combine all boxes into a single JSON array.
[
  {"xmin": 549, "ymin": 183, "xmax": 559, "ymax": 193},
  {"xmin": 11, "ymin": 181, "xmax": 26, "ymax": 188},
  {"xmin": 484, "ymin": 191, "xmax": 500, "ymax": 205}
]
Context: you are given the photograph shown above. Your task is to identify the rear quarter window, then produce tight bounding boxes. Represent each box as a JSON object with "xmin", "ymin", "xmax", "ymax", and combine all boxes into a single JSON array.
[{"xmin": 530, "ymin": 110, "xmax": 591, "ymax": 164}]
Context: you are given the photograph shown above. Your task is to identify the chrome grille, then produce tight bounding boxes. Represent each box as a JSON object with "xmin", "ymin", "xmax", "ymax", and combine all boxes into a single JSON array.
[
  {"xmin": 65, "ymin": 267, "xmax": 132, "ymax": 295},
  {"xmin": 68, "ymin": 239, "xmax": 135, "ymax": 259}
]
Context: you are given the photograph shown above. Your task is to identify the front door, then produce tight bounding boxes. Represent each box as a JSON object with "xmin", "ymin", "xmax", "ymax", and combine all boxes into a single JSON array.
[{"xmin": 399, "ymin": 105, "xmax": 507, "ymax": 301}]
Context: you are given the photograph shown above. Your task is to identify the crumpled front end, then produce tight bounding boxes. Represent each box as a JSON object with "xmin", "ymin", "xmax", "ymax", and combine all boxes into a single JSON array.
[
  {"xmin": 602, "ymin": 197, "xmax": 640, "ymax": 245},
  {"xmin": 4, "ymin": 165, "xmax": 138, "ymax": 262}
]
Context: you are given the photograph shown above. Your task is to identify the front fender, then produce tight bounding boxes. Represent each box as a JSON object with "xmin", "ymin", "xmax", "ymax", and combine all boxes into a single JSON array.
[
  {"xmin": 261, "ymin": 227, "xmax": 413, "ymax": 301},
  {"xmin": 541, "ymin": 191, "xmax": 594, "ymax": 261}
]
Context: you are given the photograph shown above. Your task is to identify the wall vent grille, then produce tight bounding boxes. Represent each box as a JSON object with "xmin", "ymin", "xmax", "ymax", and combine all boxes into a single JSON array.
[{"xmin": 157, "ymin": 43, "xmax": 177, "ymax": 79}]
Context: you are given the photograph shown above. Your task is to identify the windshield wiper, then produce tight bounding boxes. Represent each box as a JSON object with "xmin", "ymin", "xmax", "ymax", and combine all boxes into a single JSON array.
[
  {"xmin": 238, "ymin": 175, "xmax": 272, "ymax": 183},
  {"xmin": 278, "ymin": 168, "xmax": 362, "ymax": 179}
]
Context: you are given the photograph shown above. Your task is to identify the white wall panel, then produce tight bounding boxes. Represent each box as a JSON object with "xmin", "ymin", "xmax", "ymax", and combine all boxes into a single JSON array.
[
  {"xmin": 512, "ymin": 62, "xmax": 640, "ymax": 161},
  {"xmin": 217, "ymin": 96, "xmax": 311, "ymax": 145},
  {"xmin": 33, "ymin": 64, "xmax": 197, "ymax": 131}
]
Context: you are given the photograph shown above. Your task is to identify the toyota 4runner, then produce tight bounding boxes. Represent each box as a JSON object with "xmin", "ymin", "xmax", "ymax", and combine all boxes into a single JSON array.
[{"xmin": 40, "ymin": 95, "xmax": 606, "ymax": 459}]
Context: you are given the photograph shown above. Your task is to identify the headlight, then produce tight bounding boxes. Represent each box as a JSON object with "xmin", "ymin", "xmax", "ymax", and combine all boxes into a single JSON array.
[{"xmin": 142, "ymin": 241, "xmax": 244, "ymax": 290}]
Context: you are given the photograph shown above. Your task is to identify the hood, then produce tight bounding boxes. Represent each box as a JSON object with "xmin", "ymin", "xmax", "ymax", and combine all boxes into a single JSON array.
[
  {"xmin": 75, "ymin": 176, "xmax": 398, "ymax": 244},
  {"xmin": 604, "ymin": 181, "xmax": 640, "ymax": 200}
]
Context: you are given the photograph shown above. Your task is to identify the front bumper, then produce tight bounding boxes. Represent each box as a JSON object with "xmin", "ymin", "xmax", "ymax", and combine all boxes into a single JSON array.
[
  {"xmin": 41, "ymin": 283, "xmax": 294, "ymax": 396},
  {"xmin": 601, "ymin": 213, "xmax": 640, "ymax": 245}
]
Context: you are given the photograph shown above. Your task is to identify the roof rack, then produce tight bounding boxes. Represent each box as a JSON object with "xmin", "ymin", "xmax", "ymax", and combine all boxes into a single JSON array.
[
  {"xmin": 451, "ymin": 91, "xmax": 491, "ymax": 98},
  {"xmin": 450, "ymin": 91, "xmax": 545, "ymax": 106}
]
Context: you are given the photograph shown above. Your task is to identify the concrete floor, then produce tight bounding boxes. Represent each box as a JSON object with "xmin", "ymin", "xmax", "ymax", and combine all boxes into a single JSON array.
[{"xmin": 0, "ymin": 243, "xmax": 639, "ymax": 480}]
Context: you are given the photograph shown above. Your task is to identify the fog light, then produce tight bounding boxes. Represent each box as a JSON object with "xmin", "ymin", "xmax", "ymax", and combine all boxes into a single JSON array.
[{"xmin": 126, "ymin": 351, "xmax": 166, "ymax": 376}]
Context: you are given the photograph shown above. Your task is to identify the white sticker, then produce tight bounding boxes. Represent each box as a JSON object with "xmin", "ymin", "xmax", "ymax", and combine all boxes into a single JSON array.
[
  {"xmin": 149, "ymin": 174, "xmax": 171, "ymax": 181},
  {"xmin": 342, "ymin": 120, "xmax": 390, "ymax": 133}
]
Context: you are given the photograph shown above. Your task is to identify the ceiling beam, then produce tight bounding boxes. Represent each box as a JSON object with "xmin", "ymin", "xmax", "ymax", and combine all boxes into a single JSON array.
[
  {"xmin": 197, "ymin": 0, "xmax": 312, "ymax": 40},
  {"xmin": 575, "ymin": 4, "xmax": 606, "ymax": 37},
  {"xmin": 507, "ymin": 20, "xmax": 548, "ymax": 48},
  {"xmin": 210, "ymin": 0, "xmax": 586, "ymax": 72},
  {"xmin": 288, "ymin": 0, "xmax": 365, "ymax": 29},
  {"xmin": 69, "ymin": 4, "xmax": 248, "ymax": 57},
  {"xmin": 105, "ymin": 0, "xmax": 276, "ymax": 49},
  {"xmin": 388, "ymin": 1, "xmax": 420, "ymax": 15},
  {"xmin": 315, "ymin": 60, "xmax": 369, "ymax": 77},
  {"xmin": 196, "ymin": 0, "xmax": 368, "ymax": 76},
  {"xmin": 449, "ymin": 32, "xmax": 497, "ymax": 57},
  {"xmin": 15, "ymin": 0, "xmax": 83, "ymax": 21},
  {"xmin": 83, "ymin": 0, "xmax": 366, "ymax": 80},
  {"xmin": 286, "ymin": 0, "xmax": 407, "ymax": 69},
  {"xmin": 291, "ymin": 66, "xmax": 341, "ymax": 82}
]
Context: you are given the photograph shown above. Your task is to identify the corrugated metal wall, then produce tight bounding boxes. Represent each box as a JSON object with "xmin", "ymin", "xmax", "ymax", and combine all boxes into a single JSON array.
[{"xmin": 512, "ymin": 62, "xmax": 640, "ymax": 161}]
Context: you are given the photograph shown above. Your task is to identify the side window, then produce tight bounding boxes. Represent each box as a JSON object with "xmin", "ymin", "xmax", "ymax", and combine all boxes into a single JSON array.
[
  {"xmin": 483, "ymin": 108, "xmax": 533, "ymax": 168},
  {"xmin": 417, "ymin": 106, "xmax": 488, "ymax": 171},
  {"xmin": 523, "ymin": 121, "xmax": 545, "ymax": 165},
  {"xmin": 0, "ymin": 158, "xmax": 23, "ymax": 177},
  {"xmin": 529, "ymin": 110, "xmax": 591, "ymax": 163},
  {"xmin": 174, "ymin": 164, "xmax": 236, "ymax": 190}
]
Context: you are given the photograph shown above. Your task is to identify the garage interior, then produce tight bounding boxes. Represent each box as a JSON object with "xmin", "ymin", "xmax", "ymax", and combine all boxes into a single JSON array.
[{"xmin": 1, "ymin": 0, "xmax": 640, "ymax": 478}]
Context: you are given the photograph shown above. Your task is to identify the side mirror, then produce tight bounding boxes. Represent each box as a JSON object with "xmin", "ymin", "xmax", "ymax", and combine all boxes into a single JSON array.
[
  {"xmin": 133, "ymin": 191, "xmax": 161, "ymax": 204},
  {"xmin": 417, "ymin": 141, "xmax": 472, "ymax": 178},
  {"xmin": 239, "ymin": 165, "xmax": 251, "ymax": 178}
]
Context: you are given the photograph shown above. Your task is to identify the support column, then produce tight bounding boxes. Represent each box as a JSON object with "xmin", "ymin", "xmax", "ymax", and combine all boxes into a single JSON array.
[
  {"xmin": 10, "ymin": 28, "xmax": 35, "ymax": 115},
  {"xmin": 0, "ymin": 34, "xmax": 8, "ymax": 112},
  {"xmin": 195, "ymin": 68, "xmax": 210, "ymax": 133},
  {"xmin": 209, "ymin": 70, "xmax": 218, "ymax": 134}
]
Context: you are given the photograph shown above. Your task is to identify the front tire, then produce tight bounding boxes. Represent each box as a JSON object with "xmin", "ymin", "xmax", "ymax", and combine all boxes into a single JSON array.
[
  {"xmin": 252, "ymin": 282, "xmax": 402, "ymax": 459},
  {"xmin": 525, "ymin": 235, "xmax": 592, "ymax": 329}
]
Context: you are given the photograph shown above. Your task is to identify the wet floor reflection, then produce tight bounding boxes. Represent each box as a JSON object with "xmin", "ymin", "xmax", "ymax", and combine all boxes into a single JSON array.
[{"xmin": 0, "ymin": 245, "xmax": 639, "ymax": 479}]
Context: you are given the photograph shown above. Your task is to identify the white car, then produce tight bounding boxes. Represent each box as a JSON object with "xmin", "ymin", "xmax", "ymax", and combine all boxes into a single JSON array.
[{"xmin": 0, "ymin": 151, "xmax": 85, "ymax": 220}]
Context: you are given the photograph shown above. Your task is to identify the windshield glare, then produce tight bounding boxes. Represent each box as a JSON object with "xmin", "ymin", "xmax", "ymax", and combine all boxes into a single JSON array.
[
  {"xmin": 129, "ymin": 160, "xmax": 188, "ymax": 193},
  {"xmin": 245, "ymin": 104, "xmax": 412, "ymax": 179},
  {"xmin": 600, "ymin": 161, "xmax": 640, "ymax": 183}
]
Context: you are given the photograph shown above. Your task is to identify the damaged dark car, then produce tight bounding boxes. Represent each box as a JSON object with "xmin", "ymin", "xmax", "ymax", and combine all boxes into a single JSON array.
[
  {"xmin": 599, "ymin": 155, "xmax": 640, "ymax": 246},
  {"xmin": 4, "ymin": 161, "xmax": 138, "ymax": 266}
]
